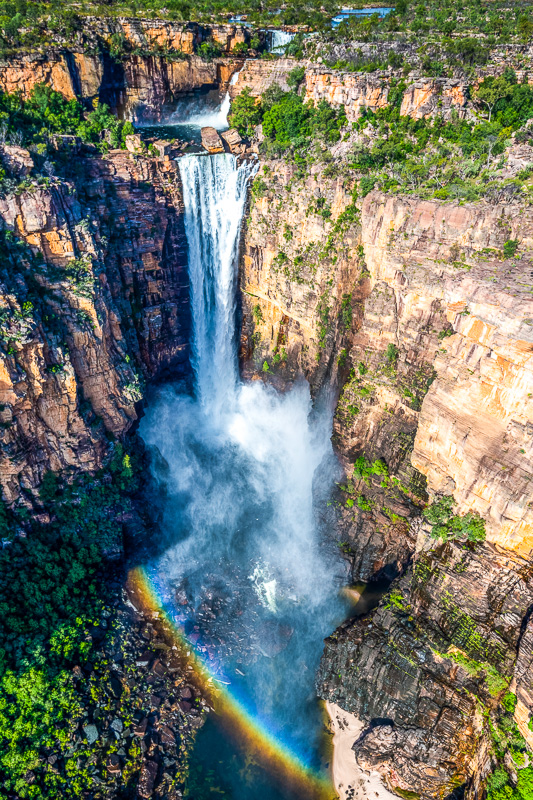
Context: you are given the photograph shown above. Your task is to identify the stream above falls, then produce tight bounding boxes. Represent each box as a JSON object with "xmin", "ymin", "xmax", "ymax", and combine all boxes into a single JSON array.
[{"xmin": 136, "ymin": 151, "xmax": 365, "ymax": 798}]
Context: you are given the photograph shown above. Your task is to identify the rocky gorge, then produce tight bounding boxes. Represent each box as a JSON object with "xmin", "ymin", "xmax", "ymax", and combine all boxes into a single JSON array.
[{"xmin": 0, "ymin": 18, "xmax": 532, "ymax": 800}]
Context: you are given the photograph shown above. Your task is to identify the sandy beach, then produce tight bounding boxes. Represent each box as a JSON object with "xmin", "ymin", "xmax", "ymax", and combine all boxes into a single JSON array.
[{"xmin": 326, "ymin": 701, "xmax": 400, "ymax": 800}]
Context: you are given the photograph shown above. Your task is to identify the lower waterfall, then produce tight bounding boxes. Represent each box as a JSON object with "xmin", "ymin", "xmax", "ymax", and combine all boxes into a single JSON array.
[{"xmin": 138, "ymin": 153, "xmax": 349, "ymax": 799}]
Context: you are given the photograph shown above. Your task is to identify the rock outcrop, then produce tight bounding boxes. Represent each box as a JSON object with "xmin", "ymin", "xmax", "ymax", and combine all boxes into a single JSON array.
[
  {"xmin": 0, "ymin": 17, "xmax": 249, "ymax": 121},
  {"xmin": 305, "ymin": 70, "xmax": 390, "ymax": 122},
  {"xmin": 201, "ymin": 126, "xmax": 225, "ymax": 153},
  {"xmin": 0, "ymin": 149, "xmax": 189, "ymax": 503}
]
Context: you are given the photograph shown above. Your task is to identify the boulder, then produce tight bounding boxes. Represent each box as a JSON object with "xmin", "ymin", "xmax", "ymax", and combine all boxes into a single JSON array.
[
  {"xmin": 83, "ymin": 724, "xmax": 98, "ymax": 745},
  {"xmin": 220, "ymin": 127, "xmax": 244, "ymax": 154},
  {"xmin": 0, "ymin": 145, "xmax": 33, "ymax": 177},
  {"xmin": 50, "ymin": 135, "xmax": 81, "ymax": 153},
  {"xmin": 106, "ymin": 754, "xmax": 121, "ymax": 775},
  {"xmin": 137, "ymin": 759, "xmax": 159, "ymax": 798},
  {"xmin": 125, "ymin": 134, "xmax": 143, "ymax": 154},
  {"xmin": 152, "ymin": 139, "xmax": 174, "ymax": 158},
  {"xmin": 505, "ymin": 142, "xmax": 533, "ymax": 175},
  {"xmin": 201, "ymin": 126, "xmax": 224, "ymax": 154}
]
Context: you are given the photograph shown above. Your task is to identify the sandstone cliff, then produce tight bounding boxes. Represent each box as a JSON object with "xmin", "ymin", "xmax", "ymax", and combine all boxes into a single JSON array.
[
  {"xmin": 0, "ymin": 149, "xmax": 189, "ymax": 504},
  {"xmin": 0, "ymin": 19, "xmax": 249, "ymax": 121},
  {"xmin": 240, "ymin": 169, "xmax": 533, "ymax": 798}
]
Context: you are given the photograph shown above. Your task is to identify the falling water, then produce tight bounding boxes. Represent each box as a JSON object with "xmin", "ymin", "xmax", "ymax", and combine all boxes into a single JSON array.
[
  {"xmin": 168, "ymin": 67, "xmax": 243, "ymax": 130},
  {"xmin": 179, "ymin": 154, "xmax": 254, "ymax": 411},
  {"xmin": 168, "ymin": 91, "xmax": 231, "ymax": 129},
  {"xmin": 139, "ymin": 153, "xmax": 350, "ymax": 798},
  {"xmin": 270, "ymin": 30, "xmax": 296, "ymax": 54}
]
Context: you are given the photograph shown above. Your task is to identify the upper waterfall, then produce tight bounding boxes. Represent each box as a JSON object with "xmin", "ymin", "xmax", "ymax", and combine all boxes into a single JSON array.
[{"xmin": 178, "ymin": 154, "xmax": 256, "ymax": 410}]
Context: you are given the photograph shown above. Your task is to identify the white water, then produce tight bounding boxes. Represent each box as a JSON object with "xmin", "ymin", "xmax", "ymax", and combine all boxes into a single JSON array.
[
  {"xmin": 270, "ymin": 30, "xmax": 295, "ymax": 53},
  {"xmin": 169, "ymin": 92, "xmax": 231, "ymax": 129},
  {"xmin": 179, "ymin": 154, "xmax": 255, "ymax": 412},
  {"xmin": 168, "ymin": 67, "xmax": 243, "ymax": 130},
  {"xmin": 140, "ymin": 153, "xmax": 348, "ymax": 789}
]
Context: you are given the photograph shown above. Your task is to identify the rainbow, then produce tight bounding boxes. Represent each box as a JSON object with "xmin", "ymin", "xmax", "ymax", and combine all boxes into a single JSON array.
[{"xmin": 128, "ymin": 565, "xmax": 336, "ymax": 800}]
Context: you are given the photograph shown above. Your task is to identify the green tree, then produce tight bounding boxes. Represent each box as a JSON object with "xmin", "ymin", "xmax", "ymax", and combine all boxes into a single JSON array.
[
  {"xmin": 287, "ymin": 66, "xmax": 305, "ymax": 92},
  {"xmin": 228, "ymin": 87, "xmax": 262, "ymax": 137},
  {"xmin": 473, "ymin": 76, "xmax": 512, "ymax": 122}
]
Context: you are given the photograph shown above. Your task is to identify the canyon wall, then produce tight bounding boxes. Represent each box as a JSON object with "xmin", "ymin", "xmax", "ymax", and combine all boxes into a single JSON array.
[
  {"xmin": 0, "ymin": 19, "xmax": 249, "ymax": 120},
  {"xmin": 240, "ymin": 166, "xmax": 533, "ymax": 798},
  {"xmin": 0, "ymin": 45, "xmax": 473, "ymax": 126},
  {"xmin": 0, "ymin": 148, "xmax": 189, "ymax": 504},
  {"xmin": 0, "ymin": 50, "xmax": 241, "ymax": 120}
]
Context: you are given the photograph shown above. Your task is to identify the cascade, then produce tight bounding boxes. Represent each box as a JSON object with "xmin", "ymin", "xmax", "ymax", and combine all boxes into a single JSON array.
[
  {"xmin": 139, "ymin": 152, "xmax": 349, "ymax": 798},
  {"xmin": 178, "ymin": 154, "xmax": 254, "ymax": 411},
  {"xmin": 168, "ymin": 66, "xmax": 243, "ymax": 130},
  {"xmin": 270, "ymin": 30, "xmax": 295, "ymax": 53}
]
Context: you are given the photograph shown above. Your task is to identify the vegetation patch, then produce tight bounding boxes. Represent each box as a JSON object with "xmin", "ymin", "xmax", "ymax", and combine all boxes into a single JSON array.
[{"xmin": 423, "ymin": 495, "xmax": 486, "ymax": 544}]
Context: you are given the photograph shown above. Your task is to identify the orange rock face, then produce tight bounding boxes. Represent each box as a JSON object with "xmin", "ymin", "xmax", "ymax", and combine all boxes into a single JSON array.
[
  {"xmin": 400, "ymin": 78, "xmax": 468, "ymax": 118},
  {"xmin": 305, "ymin": 70, "xmax": 389, "ymax": 122},
  {"xmin": 0, "ymin": 151, "xmax": 189, "ymax": 502},
  {"xmin": 361, "ymin": 192, "xmax": 533, "ymax": 557}
]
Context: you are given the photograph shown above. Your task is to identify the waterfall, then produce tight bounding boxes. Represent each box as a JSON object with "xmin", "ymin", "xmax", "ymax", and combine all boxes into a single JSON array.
[
  {"xmin": 168, "ymin": 68, "xmax": 243, "ymax": 130},
  {"xmin": 270, "ymin": 30, "xmax": 295, "ymax": 54},
  {"xmin": 178, "ymin": 154, "xmax": 256, "ymax": 410},
  {"xmin": 140, "ymin": 150, "xmax": 349, "ymax": 798}
]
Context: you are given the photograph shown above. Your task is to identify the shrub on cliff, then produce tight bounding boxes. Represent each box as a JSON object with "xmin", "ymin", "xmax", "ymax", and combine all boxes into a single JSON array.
[
  {"xmin": 0, "ymin": 84, "xmax": 133, "ymax": 154},
  {"xmin": 262, "ymin": 92, "xmax": 346, "ymax": 151},
  {"xmin": 228, "ymin": 87, "xmax": 262, "ymax": 137},
  {"xmin": 423, "ymin": 495, "xmax": 486, "ymax": 544}
]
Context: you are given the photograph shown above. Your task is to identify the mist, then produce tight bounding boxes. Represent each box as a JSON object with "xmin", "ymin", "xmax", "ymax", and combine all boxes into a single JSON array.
[{"xmin": 138, "ymin": 153, "xmax": 350, "ymax": 795}]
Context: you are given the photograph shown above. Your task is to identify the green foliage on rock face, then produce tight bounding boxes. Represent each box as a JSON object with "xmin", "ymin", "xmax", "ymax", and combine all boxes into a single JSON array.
[
  {"xmin": 197, "ymin": 40, "xmax": 222, "ymax": 60},
  {"xmin": 344, "ymin": 90, "xmax": 533, "ymax": 203},
  {"xmin": 0, "ymin": 443, "xmax": 139, "ymax": 674},
  {"xmin": 230, "ymin": 84, "xmax": 346, "ymax": 157},
  {"xmin": 423, "ymin": 495, "xmax": 486, "ymax": 544},
  {"xmin": 228, "ymin": 87, "xmax": 263, "ymax": 138},
  {"xmin": 287, "ymin": 66, "xmax": 306, "ymax": 91},
  {"xmin": 353, "ymin": 455, "xmax": 389, "ymax": 484},
  {"xmin": 0, "ymin": 83, "xmax": 132, "ymax": 153},
  {"xmin": 503, "ymin": 239, "xmax": 519, "ymax": 258}
]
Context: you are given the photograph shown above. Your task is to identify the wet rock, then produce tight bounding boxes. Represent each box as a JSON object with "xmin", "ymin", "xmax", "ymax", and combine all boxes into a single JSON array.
[
  {"xmin": 201, "ymin": 126, "xmax": 224, "ymax": 154},
  {"xmin": 256, "ymin": 621, "xmax": 293, "ymax": 658}
]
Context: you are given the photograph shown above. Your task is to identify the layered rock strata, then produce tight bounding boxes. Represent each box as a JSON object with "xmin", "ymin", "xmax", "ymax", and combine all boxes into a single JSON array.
[
  {"xmin": 0, "ymin": 149, "xmax": 189, "ymax": 504},
  {"xmin": 0, "ymin": 50, "xmax": 241, "ymax": 121},
  {"xmin": 240, "ymin": 172, "xmax": 533, "ymax": 797}
]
